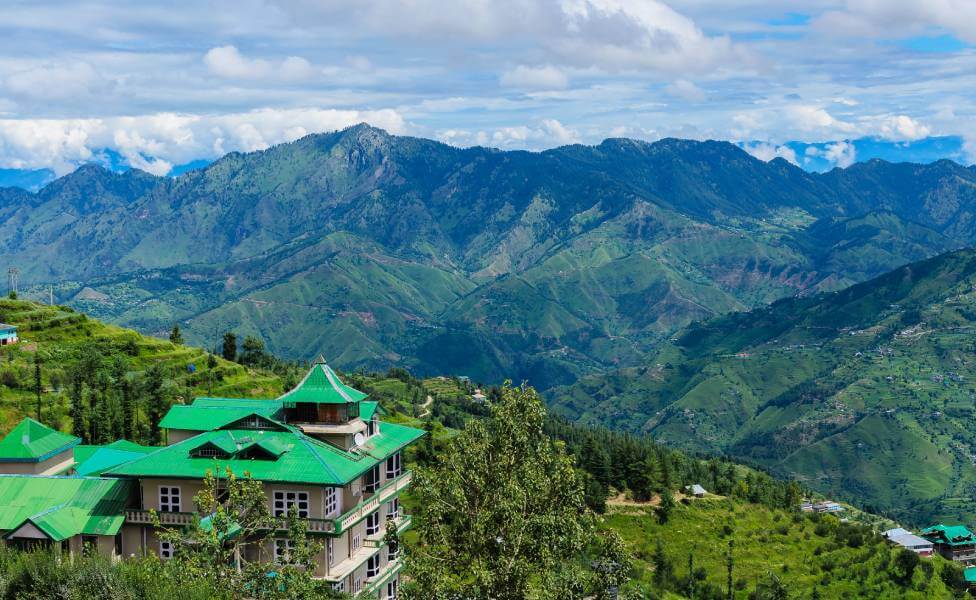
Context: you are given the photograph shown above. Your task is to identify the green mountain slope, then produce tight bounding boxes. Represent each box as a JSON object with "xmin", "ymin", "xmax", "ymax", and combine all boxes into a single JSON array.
[
  {"xmin": 8, "ymin": 125, "xmax": 976, "ymax": 389},
  {"xmin": 552, "ymin": 248, "xmax": 976, "ymax": 523}
]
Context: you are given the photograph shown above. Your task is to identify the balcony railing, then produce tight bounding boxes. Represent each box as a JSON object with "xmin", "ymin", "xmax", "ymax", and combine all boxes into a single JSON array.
[
  {"xmin": 335, "ymin": 471, "xmax": 412, "ymax": 534},
  {"xmin": 124, "ymin": 471, "xmax": 414, "ymax": 536},
  {"xmin": 361, "ymin": 558, "xmax": 403, "ymax": 596},
  {"xmin": 363, "ymin": 515, "xmax": 412, "ymax": 548}
]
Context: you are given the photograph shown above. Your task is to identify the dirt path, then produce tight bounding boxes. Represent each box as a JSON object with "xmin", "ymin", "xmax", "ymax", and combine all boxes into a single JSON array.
[{"xmin": 419, "ymin": 394, "xmax": 433, "ymax": 418}]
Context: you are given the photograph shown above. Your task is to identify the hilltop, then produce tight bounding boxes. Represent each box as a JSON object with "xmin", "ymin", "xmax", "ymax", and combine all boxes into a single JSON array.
[
  {"xmin": 553, "ymin": 247, "xmax": 976, "ymax": 524},
  {"xmin": 6, "ymin": 125, "xmax": 976, "ymax": 389}
]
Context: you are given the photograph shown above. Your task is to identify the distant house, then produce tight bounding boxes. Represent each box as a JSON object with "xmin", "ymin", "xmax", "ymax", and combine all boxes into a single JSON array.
[
  {"xmin": 471, "ymin": 389, "xmax": 487, "ymax": 403},
  {"xmin": 813, "ymin": 501, "xmax": 844, "ymax": 514},
  {"xmin": 0, "ymin": 323, "xmax": 17, "ymax": 345},
  {"xmin": 883, "ymin": 528, "xmax": 934, "ymax": 556},
  {"xmin": 922, "ymin": 524, "xmax": 976, "ymax": 564},
  {"xmin": 966, "ymin": 566, "xmax": 976, "ymax": 590},
  {"xmin": 686, "ymin": 484, "xmax": 706, "ymax": 498}
]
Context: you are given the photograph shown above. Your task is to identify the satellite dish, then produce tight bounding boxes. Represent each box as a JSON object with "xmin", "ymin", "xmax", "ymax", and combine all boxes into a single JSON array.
[{"xmin": 353, "ymin": 432, "xmax": 366, "ymax": 447}]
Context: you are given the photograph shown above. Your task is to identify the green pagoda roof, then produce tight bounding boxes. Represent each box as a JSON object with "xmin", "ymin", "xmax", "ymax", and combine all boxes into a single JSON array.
[
  {"xmin": 105, "ymin": 423, "xmax": 423, "ymax": 485},
  {"xmin": 73, "ymin": 441, "xmax": 159, "ymax": 477},
  {"xmin": 0, "ymin": 418, "xmax": 80, "ymax": 462},
  {"xmin": 922, "ymin": 524, "xmax": 976, "ymax": 546},
  {"xmin": 279, "ymin": 357, "xmax": 368, "ymax": 406},
  {"xmin": 0, "ymin": 476, "xmax": 133, "ymax": 541}
]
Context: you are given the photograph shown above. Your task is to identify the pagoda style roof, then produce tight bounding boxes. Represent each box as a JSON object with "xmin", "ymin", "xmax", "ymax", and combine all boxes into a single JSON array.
[
  {"xmin": 279, "ymin": 357, "xmax": 368, "ymax": 406},
  {"xmin": 0, "ymin": 418, "xmax": 80, "ymax": 462},
  {"xmin": 105, "ymin": 422, "xmax": 423, "ymax": 486},
  {"xmin": 922, "ymin": 524, "xmax": 976, "ymax": 546},
  {"xmin": 0, "ymin": 476, "xmax": 133, "ymax": 541},
  {"xmin": 160, "ymin": 403, "xmax": 283, "ymax": 431}
]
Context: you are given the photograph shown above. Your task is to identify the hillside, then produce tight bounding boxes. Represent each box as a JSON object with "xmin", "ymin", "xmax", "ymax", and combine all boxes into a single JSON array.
[
  {"xmin": 0, "ymin": 299, "xmax": 285, "ymax": 438},
  {"xmin": 610, "ymin": 498, "xmax": 963, "ymax": 598},
  {"xmin": 553, "ymin": 247, "xmax": 976, "ymax": 524},
  {"xmin": 8, "ymin": 125, "xmax": 976, "ymax": 389}
]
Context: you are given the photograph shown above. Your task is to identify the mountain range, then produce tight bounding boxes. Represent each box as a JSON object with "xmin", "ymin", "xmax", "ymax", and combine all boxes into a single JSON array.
[{"xmin": 3, "ymin": 124, "xmax": 976, "ymax": 392}]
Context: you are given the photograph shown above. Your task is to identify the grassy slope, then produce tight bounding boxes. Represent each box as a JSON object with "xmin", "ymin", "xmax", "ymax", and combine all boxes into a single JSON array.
[
  {"xmin": 0, "ymin": 299, "xmax": 284, "ymax": 436},
  {"xmin": 553, "ymin": 248, "xmax": 976, "ymax": 524},
  {"xmin": 609, "ymin": 498, "xmax": 957, "ymax": 599}
]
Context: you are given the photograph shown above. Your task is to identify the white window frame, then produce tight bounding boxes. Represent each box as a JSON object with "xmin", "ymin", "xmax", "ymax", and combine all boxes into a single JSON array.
[
  {"xmin": 388, "ymin": 538, "xmax": 399, "ymax": 561},
  {"xmin": 327, "ymin": 537, "xmax": 335, "ymax": 567},
  {"xmin": 273, "ymin": 538, "xmax": 296, "ymax": 564},
  {"xmin": 371, "ymin": 414, "xmax": 380, "ymax": 436},
  {"xmin": 386, "ymin": 578, "xmax": 399, "ymax": 600},
  {"xmin": 385, "ymin": 452, "xmax": 401, "ymax": 479},
  {"xmin": 159, "ymin": 486, "xmax": 181, "ymax": 513},
  {"xmin": 272, "ymin": 490, "xmax": 310, "ymax": 518},
  {"xmin": 354, "ymin": 576, "xmax": 362, "ymax": 594},
  {"xmin": 352, "ymin": 533, "xmax": 361, "ymax": 552},
  {"xmin": 366, "ymin": 510, "xmax": 381, "ymax": 536},
  {"xmin": 364, "ymin": 465, "xmax": 380, "ymax": 493},
  {"xmin": 324, "ymin": 486, "xmax": 339, "ymax": 517},
  {"xmin": 159, "ymin": 540, "xmax": 174, "ymax": 560},
  {"xmin": 366, "ymin": 554, "xmax": 381, "ymax": 579},
  {"xmin": 386, "ymin": 498, "xmax": 399, "ymax": 521},
  {"xmin": 331, "ymin": 580, "xmax": 345, "ymax": 592}
]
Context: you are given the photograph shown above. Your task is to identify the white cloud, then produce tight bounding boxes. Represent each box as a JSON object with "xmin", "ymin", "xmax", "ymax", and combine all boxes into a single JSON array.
[
  {"xmin": 665, "ymin": 79, "xmax": 706, "ymax": 103},
  {"xmin": 786, "ymin": 105, "xmax": 856, "ymax": 134},
  {"xmin": 823, "ymin": 141, "xmax": 857, "ymax": 168},
  {"xmin": 4, "ymin": 62, "xmax": 111, "ymax": 101},
  {"xmin": 204, "ymin": 45, "xmax": 317, "ymax": 81},
  {"xmin": 814, "ymin": 0, "xmax": 976, "ymax": 44},
  {"xmin": 878, "ymin": 114, "xmax": 931, "ymax": 141},
  {"xmin": 500, "ymin": 65, "xmax": 569, "ymax": 91},
  {"xmin": 437, "ymin": 118, "xmax": 580, "ymax": 149},
  {"xmin": 0, "ymin": 108, "xmax": 407, "ymax": 175},
  {"xmin": 742, "ymin": 142, "xmax": 797, "ymax": 165}
]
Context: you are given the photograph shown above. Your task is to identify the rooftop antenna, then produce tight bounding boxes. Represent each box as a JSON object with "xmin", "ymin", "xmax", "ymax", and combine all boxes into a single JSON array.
[{"xmin": 6, "ymin": 268, "xmax": 18, "ymax": 296}]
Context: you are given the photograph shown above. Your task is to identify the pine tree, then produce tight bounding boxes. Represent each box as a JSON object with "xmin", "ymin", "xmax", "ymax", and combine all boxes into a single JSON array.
[
  {"xmin": 726, "ymin": 539, "xmax": 735, "ymax": 600},
  {"xmin": 33, "ymin": 356, "xmax": 42, "ymax": 421},
  {"xmin": 221, "ymin": 332, "xmax": 237, "ymax": 362},
  {"xmin": 112, "ymin": 357, "xmax": 134, "ymax": 440},
  {"xmin": 144, "ymin": 363, "xmax": 166, "ymax": 445},
  {"xmin": 169, "ymin": 323, "xmax": 184, "ymax": 345},
  {"xmin": 69, "ymin": 370, "xmax": 86, "ymax": 441},
  {"xmin": 652, "ymin": 540, "xmax": 673, "ymax": 589}
]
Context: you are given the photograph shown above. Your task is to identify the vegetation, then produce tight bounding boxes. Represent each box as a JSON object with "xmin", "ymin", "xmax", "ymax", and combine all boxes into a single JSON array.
[{"xmin": 555, "ymin": 248, "xmax": 976, "ymax": 524}]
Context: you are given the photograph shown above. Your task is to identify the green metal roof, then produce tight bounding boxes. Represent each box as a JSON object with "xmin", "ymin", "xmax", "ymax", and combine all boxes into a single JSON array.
[
  {"xmin": 160, "ymin": 404, "xmax": 282, "ymax": 431},
  {"xmin": 0, "ymin": 476, "xmax": 133, "ymax": 541},
  {"xmin": 74, "ymin": 441, "xmax": 159, "ymax": 477},
  {"xmin": 359, "ymin": 401, "xmax": 382, "ymax": 422},
  {"xmin": 922, "ymin": 524, "xmax": 976, "ymax": 546},
  {"xmin": 106, "ymin": 423, "xmax": 424, "ymax": 485},
  {"xmin": 0, "ymin": 418, "xmax": 80, "ymax": 462},
  {"xmin": 278, "ymin": 358, "xmax": 368, "ymax": 406},
  {"xmin": 191, "ymin": 397, "xmax": 281, "ymax": 409},
  {"xmin": 966, "ymin": 567, "xmax": 976, "ymax": 583}
]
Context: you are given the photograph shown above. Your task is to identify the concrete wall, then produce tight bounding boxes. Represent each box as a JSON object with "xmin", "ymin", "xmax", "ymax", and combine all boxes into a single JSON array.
[{"xmin": 0, "ymin": 449, "xmax": 74, "ymax": 475}]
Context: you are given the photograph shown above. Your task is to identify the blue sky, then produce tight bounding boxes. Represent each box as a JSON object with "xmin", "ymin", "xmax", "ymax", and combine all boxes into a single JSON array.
[{"xmin": 0, "ymin": 0, "xmax": 974, "ymax": 179}]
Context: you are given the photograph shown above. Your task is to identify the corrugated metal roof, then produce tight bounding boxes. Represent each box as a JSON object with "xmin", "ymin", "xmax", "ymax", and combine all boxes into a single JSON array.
[
  {"xmin": 0, "ymin": 476, "xmax": 133, "ymax": 540},
  {"xmin": 106, "ymin": 423, "xmax": 423, "ymax": 485},
  {"xmin": 922, "ymin": 524, "xmax": 976, "ymax": 546},
  {"xmin": 359, "ymin": 401, "xmax": 382, "ymax": 422},
  {"xmin": 0, "ymin": 418, "xmax": 80, "ymax": 461},
  {"xmin": 160, "ymin": 404, "xmax": 281, "ymax": 431}
]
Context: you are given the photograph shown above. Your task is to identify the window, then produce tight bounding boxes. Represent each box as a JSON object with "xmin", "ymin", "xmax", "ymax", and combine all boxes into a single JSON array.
[
  {"xmin": 191, "ymin": 444, "xmax": 229, "ymax": 459},
  {"xmin": 273, "ymin": 538, "xmax": 296, "ymax": 564},
  {"xmin": 159, "ymin": 540, "xmax": 174, "ymax": 560},
  {"xmin": 324, "ymin": 486, "xmax": 339, "ymax": 517},
  {"xmin": 385, "ymin": 452, "xmax": 401, "ymax": 479},
  {"xmin": 331, "ymin": 581, "xmax": 345, "ymax": 592},
  {"xmin": 82, "ymin": 535, "xmax": 98, "ymax": 556},
  {"xmin": 366, "ymin": 511, "xmax": 381, "ymax": 536},
  {"xmin": 353, "ymin": 576, "xmax": 362, "ymax": 594},
  {"xmin": 366, "ymin": 554, "xmax": 381, "ymax": 579},
  {"xmin": 273, "ymin": 490, "xmax": 309, "ymax": 518},
  {"xmin": 159, "ymin": 486, "xmax": 181, "ymax": 512},
  {"xmin": 327, "ymin": 537, "xmax": 335, "ymax": 567},
  {"xmin": 352, "ymin": 533, "xmax": 361, "ymax": 552},
  {"xmin": 386, "ymin": 578, "xmax": 399, "ymax": 600},
  {"xmin": 236, "ymin": 415, "xmax": 276, "ymax": 429},
  {"xmin": 386, "ymin": 499, "xmax": 399, "ymax": 521},
  {"xmin": 388, "ymin": 537, "xmax": 399, "ymax": 561},
  {"xmin": 364, "ymin": 465, "xmax": 380, "ymax": 493}
]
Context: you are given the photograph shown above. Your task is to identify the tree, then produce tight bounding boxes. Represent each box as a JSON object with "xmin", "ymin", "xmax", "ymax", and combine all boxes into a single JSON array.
[
  {"xmin": 591, "ymin": 530, "xmax": 632, "ymax": 600},
  {"xmin": 892, "ymin": 548, "xmax": 919, "ymax": 586},
  {"xmin": 221, "ymin": 332, "xmax": 237, "ymax": 362},
  {"xmin": 652, "ymin": 540, "xmax": 673, "ymax": 589},
  {"xmin": 153, "ymin": 467, "xmax": 333, "ymax": 599},
  {"xmin": 405, "ymin": 383, "xmax": 592, "ymax": 599},
  {"xmin": 169, "ymin": 324, "xmax": 184, "ymax": 345},
  {"xmin": 754, "ymin": 572, "xmax": 790, "ymax": 600},
  {"xmin": 143, "ymin": 363, "xmax": 166, "ymax": 445},
  {"xmin": 111, "ymin": 356, "xmax": 134, "ymax": 440},
  {"xmin": 68, "ymin": 368, "xmax": 86, "ymax": 440},
  {"xmin": 33, "ymin": 356, "xmax": 42, "ymax": 421},
  {"xmin": 240, "ymin": 336, "xmax": 266, "ymax": 367},
  {"xmin": 656, "ymin": 489, "xmax": 676, "ymax": 524},
  {"xmin": 726, "ymin": 539, "xmax": 734, "ymax": 600}
]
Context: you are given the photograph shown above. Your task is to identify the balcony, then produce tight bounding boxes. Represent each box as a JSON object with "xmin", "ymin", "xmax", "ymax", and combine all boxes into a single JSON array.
[
  {"xmin": 363, "ymin": 515, "xmax": 412, "ymax": 548},
  {"xmin": 361, "ymin": 558, "xmax": 403, "ymax": 596},
  {"xmin": 125, "ymin": 510, "xmax": 195, "ymax": 526},
  {"xmin": 335, "ymin": 471, "xmax": 412, "ymax": 533}
]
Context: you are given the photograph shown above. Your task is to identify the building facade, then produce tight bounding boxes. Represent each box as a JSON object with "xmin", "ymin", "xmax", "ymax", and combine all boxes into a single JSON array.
[
  {"xmin": 0, "ymin": 357, "xmax": 423, "ymax": 599},
  {"xmin": 921, "ymin": 524, "xmax": 976, "ymax": 565}
]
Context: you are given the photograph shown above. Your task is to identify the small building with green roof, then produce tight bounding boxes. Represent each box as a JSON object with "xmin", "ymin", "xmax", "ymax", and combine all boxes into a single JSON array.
[
  {"xmin": 921, "ymin": 524, "xmax": 976, "ymax": 564},
  {"xmin": 0, "ymin": 418, "xmax": 80, "ymax": 475}
]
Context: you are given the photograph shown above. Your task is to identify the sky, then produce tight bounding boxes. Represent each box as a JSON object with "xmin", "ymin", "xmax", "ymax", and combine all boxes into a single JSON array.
[{"xmin": 0, "ymin": 0, "xmax": 974, "ymax": 179}]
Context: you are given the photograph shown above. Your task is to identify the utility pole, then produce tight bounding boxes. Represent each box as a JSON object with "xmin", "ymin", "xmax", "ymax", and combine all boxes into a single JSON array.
[{"xmin": 6, "ymin": 267, "xmax": 18, "ymax": 296}]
